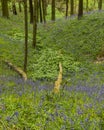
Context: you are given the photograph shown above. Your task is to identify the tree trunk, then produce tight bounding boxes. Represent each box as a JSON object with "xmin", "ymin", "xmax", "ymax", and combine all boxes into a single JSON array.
[
  {"xmin": 70, "ymin": 0, "xmax": 74, "ymax": 15},
  {"xmin": 19, "ymin": 1, "xmax": 22, "ymax": 12},
  {"xmin": 74, "ymin": 0, "xmax": 77, "ymax": 14},
  {"xmin": 98, "ymin": 0, "xmax": 102, "ymax": 10},
  {"xmin": 29, "ymin": 0, "xmax": 33, "ymax": 23},
  {"xmin": 24, "ymin": 0, "xmax": 28, "ymax": 72},
  {"xmin": 78, "ymin": 0, "xmax": 83, "ymax": 19},
  {"xmin": 33, "ymin": 0, "xmax": 38, "ymax": 48},
  {"xmin": 12, "ymin": 2, "xmax": 17, "ymax": 15},
  {"xmin": 51, "ymin": 0, "xmax": 55, "ymax": 21},
  {"xmin": 39, "ymin": 0, "xmax": 43, "ymax": 23},
  {"xmin": 86, "ymin": 0, "xmax": 89, "ymax": 12},
  {"xmin": 42, "ymin": 0, "xmax": 46, "ymax": 23},
  {"xmin": 1, "ymin": 0, "xmax": 9, "ymax": 18},
  {"xmin": 66, "ymin": 0, "xmax": 69, "ymax": 18}
]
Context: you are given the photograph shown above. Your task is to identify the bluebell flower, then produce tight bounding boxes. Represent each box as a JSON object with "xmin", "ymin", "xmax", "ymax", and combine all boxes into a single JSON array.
[
  {"xmin": 13, "ymin": 111, "xmax": 19, "ymax": 117},
  {"xmin": 6, "ymin": 116, "xmax": 11, "ymax": 122}
]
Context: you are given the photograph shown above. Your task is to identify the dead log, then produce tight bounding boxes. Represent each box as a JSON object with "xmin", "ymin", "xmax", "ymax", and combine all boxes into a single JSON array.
[
  {"xmin": 4, "ymin": 60, "xmax": 27, "ymax": 81},
  {"xmin": 53, "ymin": 62, "xmax": 62, "ymax": 94}
]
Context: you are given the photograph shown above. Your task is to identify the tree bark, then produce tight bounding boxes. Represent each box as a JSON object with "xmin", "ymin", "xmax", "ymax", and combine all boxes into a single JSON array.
[
  {"xmin": 29, "ymin": 0, "xmax": 33, "ymax": 23},
  {"xmin": 86, "ymin": 0, "xmax": 89, "ymax": 12},
  {"xmin": 70, "ymin": 0, "xmax": 74, "ymax": 15},
  {"xmin": 78, "ymin": 0, "xmax": 83, "ymax": 19},
  {"xmin": 1, "ymin": 0, "xmax": 9, "ymax": 18},
  {"xmin": 51, "ymin": 0, "xmax": 55, "ymax": 21},
  {"xmin": 19, "ymin": 1, "xmax": 22, "ymax": 12},
  {"xmin": 12, "ymin": 2, "xmax": 17, "ymax": 15},
  {"xmin": 66, "ymin": 0, "xmax": 69, "ymax": 18},
  {"xmin": 42, "ymin": 0, "xmax": 46, "ymax": 23},
  {"xmin": 98, "ymin": 0, "xmax": 102, "ymax": 10},
  {"xmin": 24, "ymin": 0, "xmax": 28, "ymax": 72},
  {"xmin": 33, "ymin": 0, "xmax": 37, "ymax": 48},
  {"xmin": 39, "ymin": 0, "xmax": 43, "ymax": 23}
]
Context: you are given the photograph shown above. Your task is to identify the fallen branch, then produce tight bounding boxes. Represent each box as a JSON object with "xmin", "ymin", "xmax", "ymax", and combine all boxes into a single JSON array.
[
  {"xmin": 53, "ymin": 62, "xmax": 62, "ymax": 94},
  {"xmin": 4, "ymin": 60, "xmax": 27, "ymax": 81},
  {"xmin": 94, "ymin": 57, "xmax": 104, "ymax": 64}
]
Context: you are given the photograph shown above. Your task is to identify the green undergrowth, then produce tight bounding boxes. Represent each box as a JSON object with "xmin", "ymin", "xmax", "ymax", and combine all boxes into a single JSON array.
[
  {"xmin": 0, "ymin": 11, "xmax": 104, "ymax": 82},
  {"xmin": 0, "ymin": 10, "xmax": 104, "ymax": 130},
  {"xmin": 0, "ymin": 90, "xmax": 104, "ymax": 130}
]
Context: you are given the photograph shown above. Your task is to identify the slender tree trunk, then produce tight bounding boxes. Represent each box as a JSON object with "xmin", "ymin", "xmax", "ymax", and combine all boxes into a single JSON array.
[
  {"xmin": 98, "ymin": 0, "xmax": 102, "ymax": 10},
  {"xmin": 19, "ymin": 1, "xmax": 22, "ymax": 12},
  {"xmin": 74, "ymin": 0, "xmax": 77, "ymax": 14},
  {"xmin": 66, "ymin": 0, "xmax": 69, "ymax": 18},
  {"xmin": 12, "ymin": 2, "xmax": 17, "ymax": 15},
  {"xmin": 86, "ymin": 0, "xmax": 88, "ymax": 12},
  {"xmin": 37, "ymin": 0, "xmax": 39, "ymax": 23},
  {"xmin": 1, "ymin": 0, "xmax": 9, "ymax": 18},
  {"xmin": 24, "ymin": 0, "xmax": 28, "ymax": 72},
  {"xmin": 29, "ymin": 0, "xmax": 33, "ymax": 23},
  {"xmin": 94, "ymin": 0, "xmax": 96, "ymax": 6},
  {"xmin": 51, "ymin": 0, "xmax": 55, "ymax": 21},
  {"xmin": 78, "ymin": 0, "xmax": 83, "ymax": 19},
  {"xmin": 39, "ymin": 0, "xmax": 43, "ymax": 23},
  {"xmin": 42, "ymin": 0, "xmax": 46, "ymax": 23},
  {"xmin": 45, "ymin": 0, "xmax": 48, "ymax": 15},
  {"xmin": 33, "ymin": 0, "xmax": 37, "ymax": 48},
  {"xmin": 70, "ymin": 0, "xmax": 74, "ymax": 15}
]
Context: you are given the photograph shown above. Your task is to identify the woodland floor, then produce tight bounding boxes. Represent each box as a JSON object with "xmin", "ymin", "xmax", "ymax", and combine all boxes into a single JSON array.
[{"xmin": 0, "ymin": 10, "xmax": 104, "ymax": 129}]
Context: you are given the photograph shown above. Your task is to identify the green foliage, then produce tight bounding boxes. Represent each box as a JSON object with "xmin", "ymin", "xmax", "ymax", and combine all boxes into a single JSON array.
[
  {"xmin": 0, "ymin": 11, "xmax": 104, "ymax": 82},
  {"xmin": 0, "ymin": 89, "xmax": 103, "ymax": 129},
  {"xmin": 0, "ymin": 5, "xmax": 104, "ymax": 130},
  {"xmin": 29, "ymin": 48, "xmax": 80, "ymax": 80}
]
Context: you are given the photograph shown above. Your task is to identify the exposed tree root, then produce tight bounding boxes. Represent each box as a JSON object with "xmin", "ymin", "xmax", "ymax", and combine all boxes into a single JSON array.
[{"xmin": 4, "ymin": 60, "xmax": 27, "ymax": 81}]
